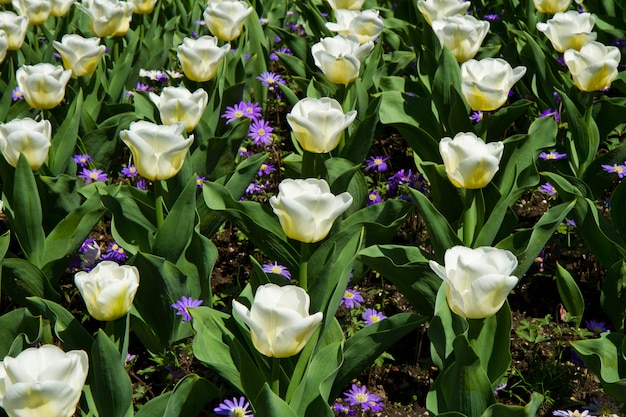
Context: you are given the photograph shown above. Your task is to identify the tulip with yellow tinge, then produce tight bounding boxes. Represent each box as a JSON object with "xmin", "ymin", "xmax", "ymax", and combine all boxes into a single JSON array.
[
  {"xmin": 149, "ymin": 87, "xmax": 209, "ymax": 132},
  {"xmin": 53, "ymin": 34, "xmax": 106, "ymax": 76},
  {"xmin": 232, "ymin": 283, "xmax": 323, "ymax": 358},
  {"xmin": 0, "ymin": 118, "xmax": 51, "ymax": 170},
  {"xmin": 76, "ymin": 0, "xmax": 134, "ymax": 37},
  {"xmin": 120, "ymin": 121, "xmax": 194, "ymax": 181},
  {"xmin": 203, "ymin": 0, "xmax": 252, "ymax": 42},
  {"xmin": 325, "ymin": 9, "xmax": 384, "ymax": 45},
  {"xmin": 460, "ymin": 58, "xmax": 526, "ymax": 111},
  {"xmin": 0, "ymin": 31, "xmax": 7, "ymax": 64},
  {"xmin": 564, "ymin": 41, "xmax": 621, "ymax": 92},
  {"xmin": 0, "ymin": 344, "xmax": 88, "ymax": 417},
  {"xmin": 130, "ymin": 0, "xmax": 155, "ymax": 13},
  {"xmin": 536, "ymin": 11, "xmax": 596, "ymax": 53},
  {"xmin": 533, "ymin": 0, "xmax": 571, "ymax": 14},
  {"xmin": 0, "ymin": 12, "xmax": 28, "ymax": 50},
  {"xmin": 429, "ymin": 246, "xmax": 519, "ymax": 319},
  {"xmin": 432, "ymin": 15, "xmax": 489, "ymax": 63},
  {"xmin": 74, "ymin": 261, "xmax": 140, "ymax": 321},
  {"xmin": 326, "ymin": 0, "xmax": 364, "ymax": 10},
  {"xmin": 50, "ymin": 0, "xmax": 73, "ymax": 16},
  {"xmin": 311, "ymin": 34, "xmax": 374, "ymax": 85},
  {"xmin": 177, "ymin": 35, "xmax": 231, "ymax": 82},
  {"xmin": 12, "ymin": 0, "xmax": 50, "ymax": 25},
  {"xmin": 417, "ymin": 0, "xmax": 470, "ymax": 26},
  {"xmin": 16, "ymin": 63, "xmax": 72, "ymax": 110},
  {"xmin": 270, "ymin": 178, "xmax": 353, "ymax": 243}
]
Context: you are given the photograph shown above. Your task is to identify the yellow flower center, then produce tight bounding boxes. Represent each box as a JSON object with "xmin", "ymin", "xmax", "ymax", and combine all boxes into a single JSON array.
[
  {"xmin": 616, "ymin": 166, "xmax": 624, "ymax": 174},
  {"xmin": 370, "ymin": 315, "xmax": 381, "ymax": 323},
  {"xmin": 271, "ymin": 265, "xmax": 282, "ymax": 274},
  {"xmin": 355, "ymin": 393, "xmax": 368, "ymax": 403},
  {"xmin": 258, "ymin": 129, "xmax": 265, "ymax": 136},
  {"xmin": 234, "ymin": 111, "xmax": 243, "ymax": 118},
  {"xmin": 369, "ymin": 194, "xmax": 378, "ymax": 201},
  {"xmin": 344, "ymin": 290, "xmax": 354, "ymax": 299}
]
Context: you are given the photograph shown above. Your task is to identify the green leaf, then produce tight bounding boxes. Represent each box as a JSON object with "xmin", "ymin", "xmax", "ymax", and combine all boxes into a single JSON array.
[
  {"xmin": 601, "ymin": 260, "xmax": 626, "ymax": 332},
  {"xmin": 2, "ymin": 258, "xmax": 54, "ymax": 303},
  {"xmin": 428, "ymin": 283, "xmax": 468, "ymax": 370},
  {"xmin": 254, "ymin": 383, "xmax": 298, "ymax": 417},
  {"xmin": 480, "ymin": 393, "xmax": 544, "ymax": 417},
  {"xmin": 340, "ymin": 200, "xmax": 414, "ymax": 247},
  {"xmin": 163, "ymin": 374, "xmax": 221, "ymax": 417},
  {"xmin": 0, "ymin": 308, "xmax": 42, "ymax": 358},
  {"xmin": 555, "ymin": 263, "xmax": 585, "ymax": 328},
  {"xmin": 49, "ymin": 91, "xmax": 82, "ymax": 176},
  {"xmin": 90, "ymin": 330, "xmax": 133, "ymax": 417}
]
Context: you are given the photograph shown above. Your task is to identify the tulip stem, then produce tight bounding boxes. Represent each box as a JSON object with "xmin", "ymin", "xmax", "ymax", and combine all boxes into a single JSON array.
[
  {"xmin": 462, "ymin": 189, "xmax": 484, "ymax": 247},
  {"xmin": 271, "ymin": 357, "xmax": 280, "ymax": 396},
  {"xmin": 302, "ymin": 150, "xmax": 314, "ymax": 178},
  {"xmin": 155, "ymin": 180, "xmax": 166, "ymax": 228},
  {"xmin": 105, "ymin": 314, "xmax": 130, "ymax": 365},
  {"xmin": 299, "ymin": 242, "xmax": 309, "ymax": 291}
]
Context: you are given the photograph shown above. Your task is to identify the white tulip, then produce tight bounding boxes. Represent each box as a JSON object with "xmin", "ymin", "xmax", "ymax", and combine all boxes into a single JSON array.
[
  {"xmin": 0, "ymin": 31, "xmax": 7, "ymax": 64},
  {"xmin": 129, "ymin": 0, "xmax": 155, "ymax": 14},
  {"xmin": 417, "ymin": 0, "xmax": 470, "ymax": 26},
  {"xmin": 203, "ymin": 0, "xmax": 252, "ymax": 41},
  {"xmin": 176, "ymin": 35, "xmax": 231, "ymax": 82},
  {"xmin": 120, "ymin": 121, "xmax": 194, "ymax": 181},
  {"xmin": 50, "ymin": 0, "xmax": 73, "ymax": 16},
  {"xmin": 429, "ymin": 246, "xmax": 519, "ymax": 319},
  {"xmin": 325, "ymin": 9, "xmax": 384, "ymax": 44},
  {"xmin": 564, "ymin": 41, "xmax": 621, "ymax": 92},
  {"xmin": 74, "ymin": 260, "xmax": 140, "ymax": 321},
  {"xmin": 16, "ymin": 63, "xmax": 72, "ymax": 109},
  {"xmin": 439, "ymin": 132, "xmax": 503, "ymax": 189},
  {"xmin": 311, "ymin": 34, "xmax": 374, "ymax": 85},
  {"xmin": 0, "ymin": 12, "xmax": 28, "ymax": 50},
  {"xmin": 12, "ymin": 0, "xmax": 50, "ymax": 25},
  {"xmin": 286, "ymin": 97, "xmax": 357, "ymax": 154},
  {"xmin": 53, "ymin": 35, "xmax": 106, "ymax": 76},
  {"xmin": 270, "ymin": 178, "xmax": 353, "ymax": 243},
  {"xmin": 533, "ymin": 0, "xmax": 571, "ymax": 14},
  {"xmin": 0, "ymin": 118, "xmax": 51, "ymax": 170},
  {"xmin": 460, "ymin": 58, "xmax": 527, "ymax": 111},
  {"xmin": 76, "ymin": 0, "xmax": 134, "ymax": 37},
  {"xmin": 0, "ymin": 344, "xmax": 88, "ymax": 417},
  {"xmin": 149, "ymin": 87, "xmax": 208, "ymax": 132},
  {"xmin": 325, "ymin": 0, "xmax": 364, "ymax": 10},
  {"xmin": 432, "ymin": 15, "xmax": 490, "ymax": 62},
  {"xmin": 536, "ymin": 11, "xmax": 596, "ymax": 53},
  {"xmin": 232, "ymin": 283, "xmax": 323, "ymax": 358}
]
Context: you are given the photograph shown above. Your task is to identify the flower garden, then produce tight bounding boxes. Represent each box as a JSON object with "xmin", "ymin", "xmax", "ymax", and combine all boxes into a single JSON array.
[{"xmin": 1, "ymin": 0, "xmax": 626, "ymax": 416}]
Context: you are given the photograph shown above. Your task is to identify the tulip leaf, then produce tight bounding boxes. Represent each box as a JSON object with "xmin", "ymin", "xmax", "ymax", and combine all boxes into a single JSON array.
[
  {"xmin": 554, "ymin": 263, "xmax": 585, "ymax": 328},
  {"xmin": 49, "ymin": 91, "xmax": 82, "ymax": 176},
  {"xmin": 176, "ymin": 231, "xmax": 218, "ymax": 307},
  {"xmin": 341, "ymin": 199, "xmax": 414, "ymax": 247},
  {"xmin": 254, "ymin": 383, "xmax": 299, "ymax": 417},
  {"xmin": 428, "ymin": 284, "xmax": 469, "ymax": 371},
  {"xmin": 0, "ymin": 308, "xmax": 42, "ymax": 358},
  {"xmin": 163, "ymin": 374, "xmax": 221, "ymax": 417},
  {"xmin": 601, "ymin": 260, "xmax": 626, "ymax": 332},
  {"xmin": 24, "ymin": 297, "xmax": 94, "ymax": 352},
  {"xmin": 106, "ymin": 30, "xmax": 139, "ymax": 101},
  {"xmin": 135, "ymin": 393, "xmax": 170, "ymax": 417},
  {"xmin": 331, "ymin": 313, "xmax": 425, "ymax": 399},
  {"xmin": 3, "ymin": 258, "xmax": 57, "ymax": 303},
  {"xmin": 90, "ymin": 330, "xmax": 133, "ymax": 417},
  {"xmin": 0, "ymin": 230, "xmax": 8, "ymax": 298},
  {"xmin": 358, "ymin": 244, "xmax": 441, "ymax": 317},
  {"xmin": 480, "ymin": 392, "xmax": 544, "ymax": 417},
  {"xmin": 341, "ymin": 95, "xmax": 381, "ymax": 165}
]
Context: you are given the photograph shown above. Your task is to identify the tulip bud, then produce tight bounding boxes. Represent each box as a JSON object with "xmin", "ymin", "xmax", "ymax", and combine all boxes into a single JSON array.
[
  {"xmin": 129, "ymin": 0, "xmax": 155, "ymax": 14},
  {"xmin": 270, "ymin": 178, "xmax": 353, "ymax": 243},
  {"xmin": 429, "ymin": 246, "xmax": 519, "ymax": 319},
  {"xmin": 536, "ymin": 11, "xmax": 596, "ymax": 53},
  {"xmin": 0, "ymin": 12, "xmax": 29, "ymax": 50},
  {"xmin": 417, "ymin": 0, "xmax": 470, "ymax": 26},
  {"xmin": 286, "ymin": 97, "xmax": 357, "ymax": 153},
  {"xmin": 74, "ymin": 260, "xmax": 140, "ymax": 321},
  {"xmin": 564, "ymin": 41, "xmax": 621, "ymax": 92},
  {"xmin": 325, "ymin": 9, "xmax": 384, "ymax": 45},
  {"xmin": 439, "ymin": 132, "xmax": 503, "ymax": 189},
  {"xmin": 533, "ymin": 0, "xmax": 571, "ymax": 14},
  {"xmin": 12, "ymin": 0, "xmax": 51, "ymax": 25},
  {"xmin": 53, "ymin": 34, "xmax": 106, "ymax": 76},
  {"xmin": 176, "ymin": 35, "xmax": 231, "ymax": 82},
  {"xmin": 0, "ymin": 118, "xmax": 51, "ymax": 170},
  {"xmin": 325, "ymin": 0, "xmax": 364, "ymax": 10},
  {"xmin": 0, "ymin": 31, "xmax": 7, "ymax": 64},
  {"xmin": 149, "ymin": 86, "xmax": 209, "ymax": 132},
  {"xmin": 232, "ymin": 283, "xmax": 323, "ymax": 358},
  {"xmin": 311, "ymin": 34, "xmax": 374, "ymax": 85},
  {"xmin": 76, "ymin": 0, "xmax": 134, "ymax": 37},
  {"xmin": 0, "ymin": 344, "xmax": 88, "ymax": 417},
  {"xmin": 50, "ymin": 0, "xmax": 73, "ymax": 16},
  {"xmin": 460, "ymin": 58, "xmax": 527, "ymax": 111},
  {"xmin": 16, "ymin": 63, "xmax": 72, "ymax": 110},
  {"xmin": 203, "ymin": 0, "xmax": 252, "ymax": 42},
  {"xmin": 432, "ymin": 15, "xmax": 490, "ymax": 63},
  {"xmin": 120, "ymin": 121, "xmax": 194, "ymax": 181}
]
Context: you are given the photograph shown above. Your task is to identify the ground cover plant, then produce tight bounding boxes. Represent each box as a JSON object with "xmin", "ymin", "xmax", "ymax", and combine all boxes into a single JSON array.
[{"xmin": 0, "ymin": 0, "xmax": 626, "ymax": 416}]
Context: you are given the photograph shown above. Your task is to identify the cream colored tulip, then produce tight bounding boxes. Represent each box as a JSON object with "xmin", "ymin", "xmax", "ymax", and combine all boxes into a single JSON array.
[
  {"xmin": 326, "ymin": 0, "xmax": 364, "ymax": 10},
  {"xmin": 0, "ymin": 345, "xmax": 88, "ymax": 417},
  {"xmin": 12, "ymin": 0, "xmax": 50, "ymax": 25},
  {"xmin": 429, "ymin": 246, "xmax": 519, "ymax": 319},
  {"xmin": 417, "ymin": 0, "xmax": 470, "ymax": 26},
  {"xmin": 0, "ymin": 117, "xmax": 51, "ymax": 170},
  {"xmin": 0, "ymin": 12, "xmax": 28, "ymax": 50},
  {"xmin": 16, "ymin": 63, "xmax": 72, "ymax": 110},
  {"xmin": 286, "ymin": 97, "xmax": 357, "ymax": 153},
  {"xmin": 176, "ymin": 35, "xmax": 231, "ymax": 82},
  {"xmin": 0, "ymin": 31, "xmax": 7, "ymax": 64},
  {"xmin": 203, "ymin": 0, "xmax": 252, "ymax": 41},
  {"xmin": 149, "ymin": 87, "xmax": 209, "ymax": 132},
  {"xmin": 232, "ymin": 283, "xmax": 323, "ymax": 358},
  {"xmin": 50, "ymin": 0, "xmax": 73, "ymax": 16},
  {"xmin": 536, "ymin": 11, "xmax": 596, "ymax": 52},
  {"xmin": 130, "ymin": 0, "xmax": 155, "ymax": 13},
  {"xmin": 460, "ymin": 58, "xmax": 527, "ymax": 111},
  {"xmin": 120, "ymin": 121, "xmax": 194, "ymax": 181},
  {"xmin": 439, "ymin": 132, "xmax": 503, "ymax": 189},
  {"xmin": 564, "ymin": 41, "xmax": 621, "ymax": 92},
  {"xmin": 74, "ymin": 260, "xmax": 140, "ymax": 321},
  {"xmin": 533, "ymin": 0, "xmax": 571, "ymax": 14},
  {"xmin": 53, "ymin": 34, "xmax": 106, "ymax": 76},
  {"xmin": 432, "ymin": 15, "xmax": 490, "ymax": 62},
  {"xmin": 270, "ymin": 178, "xmax": 353, "ymax": 243},
  {"xmin": 325, "ymin": 9, "xmax": 384, "ymax": 44},
  {"xmin": 76, "ymin": 0, "xmax": 134, "ymax": 37},
  {"xmin": 311, "ymin": 34, "xmax": 374, "ymax": 85}
]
